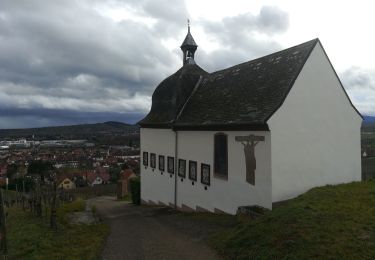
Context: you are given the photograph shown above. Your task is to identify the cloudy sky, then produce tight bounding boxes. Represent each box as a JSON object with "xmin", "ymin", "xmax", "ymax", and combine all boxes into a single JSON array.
[{"xmin": 0, "ymin": 0, "xmax": 374, "ymax": 129}]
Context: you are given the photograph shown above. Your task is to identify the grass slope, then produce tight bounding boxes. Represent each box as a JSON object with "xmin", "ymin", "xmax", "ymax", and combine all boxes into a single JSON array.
[
  {"xmin": 6, "ymin": 199, "xmax": 109, "ymax": 259},
  {"xmin": 210, "ymin": 180, "xmax": 375, "ymax": 259}
]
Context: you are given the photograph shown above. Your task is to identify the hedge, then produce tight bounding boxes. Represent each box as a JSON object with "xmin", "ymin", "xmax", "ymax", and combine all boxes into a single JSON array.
[{"xmin": 129, "ymin": 177, "xmax": 140, "ymax": 205}]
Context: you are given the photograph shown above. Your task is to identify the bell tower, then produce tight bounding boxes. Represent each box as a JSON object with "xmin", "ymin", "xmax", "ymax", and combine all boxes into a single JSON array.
[{"xmin": 180, "ymin": 20, "xmax": 198, "ymax": 65}]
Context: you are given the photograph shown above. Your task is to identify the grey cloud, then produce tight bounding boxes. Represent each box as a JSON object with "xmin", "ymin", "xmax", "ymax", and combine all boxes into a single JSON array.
[
  {"xmin": 340, "ymin": 67, "xmax": 375, "ymax": 116},
  {"xmin": 0, "ymin": 80, "xmax": 151, "ymax": 112},
  {"xmin": 0, "ymin": 0, "xmax": 186, "ymax": 129},
  {"xmin": 257, "ymin": 6, "xmax": 289, "ymax": 33},
  {"xmin": 0, "ymin": 0, "xmax": 183, "ymax": 93},
  {"xmin": 197, "ymin": 39, "xmax": 281, "ymax": 72},
  {"xmin": 200, "ymin": 6, "xmax": 289, "ymax": 49},
  {"xmin": 193, "ymin": 6, "xmax": 288, "ymax": 72},
  {"xmin": 105, "ymin": 0, "xmax": 188, "ymax": 38},
  {"xmin": 0, "ymin": 108, "xmax": 145, "ymax": 129},
  {"xmin": 0, "ymin": 1, "xmax": 294, "ymax": 128},
  {"xmin": 340, "ymin": 67, "xmax": 375, "ymax": 90}
]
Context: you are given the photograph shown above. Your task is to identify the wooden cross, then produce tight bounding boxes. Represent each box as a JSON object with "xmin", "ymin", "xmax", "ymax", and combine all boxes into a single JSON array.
[{"xmin": 235, "ymin": 134, "xmax": 265, "ymax": 185}]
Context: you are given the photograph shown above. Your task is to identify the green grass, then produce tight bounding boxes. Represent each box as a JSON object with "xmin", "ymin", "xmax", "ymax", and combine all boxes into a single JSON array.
[
  {"xmin": 6, "ymin": 199, "xmax": 109, "ymax": 259},
  {"xmin": 57, "ymin": 198, "xmax": 86, "ymax": 224},
  {"xmin": 210, "ymin": 180, "xmax": 375, "ymax": 259}
]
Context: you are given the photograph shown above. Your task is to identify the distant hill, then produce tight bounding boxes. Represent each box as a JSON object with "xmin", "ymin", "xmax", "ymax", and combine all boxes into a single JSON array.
[
  {"xmin": 0, "ymin": 121, "xmax": 140, "ymax": 140},
  {"xmin": 362, "ymin": 116, "xmax": 375, "ymax": 132},
  {"xmin": 363, "ymin": 115, "xmax": 375, "ymax": 123}
]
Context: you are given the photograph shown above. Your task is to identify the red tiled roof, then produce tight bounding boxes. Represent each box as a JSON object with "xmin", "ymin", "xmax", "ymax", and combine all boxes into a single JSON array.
[{"xmin": 120, "ymin": 169, "xmax": 136, "ymax": 180}]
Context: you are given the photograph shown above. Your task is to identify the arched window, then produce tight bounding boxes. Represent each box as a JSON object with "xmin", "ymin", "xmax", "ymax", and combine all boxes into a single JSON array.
[{"xmin": 214, "ymin": 133, "xmax": 228, "ymax": 179}]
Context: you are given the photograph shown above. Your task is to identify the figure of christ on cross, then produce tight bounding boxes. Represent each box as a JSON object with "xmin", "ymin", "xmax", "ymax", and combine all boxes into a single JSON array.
[{"xmin": 235, "ymin": 135, "xmax": 265, "ymax": 185}]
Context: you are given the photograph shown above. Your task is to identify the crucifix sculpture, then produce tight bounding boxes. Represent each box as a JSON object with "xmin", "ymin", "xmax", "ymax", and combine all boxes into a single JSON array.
[{"xmin": 235, "ymin": 134, "xmax": 265, "ymax": 185}]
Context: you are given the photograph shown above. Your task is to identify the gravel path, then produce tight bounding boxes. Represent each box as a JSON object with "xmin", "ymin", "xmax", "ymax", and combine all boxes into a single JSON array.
[{"xmin": 89, "ymin": 196, "xmax": 222, "ymax": 260}]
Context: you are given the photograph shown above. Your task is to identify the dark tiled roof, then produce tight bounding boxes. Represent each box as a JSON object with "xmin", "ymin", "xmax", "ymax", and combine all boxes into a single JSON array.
[
  {"xmin": 138, "ymin": 63, "xmax": 207, "ymax": 127},
  {"xmin": 139, "ymin": 39, "xmax": 319, "ymax": 129},
  {"xmin": 181, "ymin": 31, "xmax": 198, "ymax": 47},
  {"xmin": 174, "ymin": 39, "xmax": 319, "ymax": 128}
]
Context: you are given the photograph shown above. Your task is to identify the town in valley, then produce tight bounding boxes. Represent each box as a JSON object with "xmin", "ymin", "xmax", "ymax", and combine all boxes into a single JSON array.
[{"xmin": 0, "ymin": 122, "xmax": 140, "ymax": 191}]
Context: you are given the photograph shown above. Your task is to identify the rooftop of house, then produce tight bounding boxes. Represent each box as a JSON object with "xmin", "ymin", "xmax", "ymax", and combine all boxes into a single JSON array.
[
  {"xmin": 120, "ymin": 168, "xmax": 136, "ymax": 180},
  {"xmin": 138, "ymin": 63, "xmax": 208, "ymax": 127},
  {"xmin": 174, "ymin": 39, "xmax": 319, "ymax": 129},
  {"xmin": 180, "ymin": 25, "xmax": 197, "ymax": 48},
  {"xmin": 138, "ymin": 29, "xmax": 319, "ymax": 129}
]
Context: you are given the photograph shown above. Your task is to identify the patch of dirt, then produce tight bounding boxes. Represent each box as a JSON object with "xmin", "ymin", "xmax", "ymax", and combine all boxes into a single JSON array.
[
  {"xmin": 69, "ymin": 201, "xmax": 97, "ymax": 225},
  {"xmin": 69, "ymin": 211, "xmax": 96, "ymax": 225}
]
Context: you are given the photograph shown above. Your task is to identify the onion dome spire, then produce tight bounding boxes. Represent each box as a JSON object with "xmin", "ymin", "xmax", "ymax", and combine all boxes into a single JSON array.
[{"xmin": 180, "ymin": 19, "xmax": 198, "ymax": 65}]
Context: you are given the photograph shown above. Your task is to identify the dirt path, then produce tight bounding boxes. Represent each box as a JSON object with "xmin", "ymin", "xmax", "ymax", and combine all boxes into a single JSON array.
[{"xmin": 89, "ymin": 196, "xmax": 222, "ymax": 260}]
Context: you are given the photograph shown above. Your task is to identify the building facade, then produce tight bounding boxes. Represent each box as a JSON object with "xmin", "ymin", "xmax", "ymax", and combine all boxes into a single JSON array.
[{"xmin": 138, "ymin": 26, "xmax": 362, "ymax": 214}]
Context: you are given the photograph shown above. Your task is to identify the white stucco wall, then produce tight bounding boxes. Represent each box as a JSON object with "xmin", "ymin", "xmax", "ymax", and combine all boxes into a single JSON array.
[
  {"xmin": 268, "ymin": 42, "xmax": 362, "ymax": 202},
  {"xmin": 176, "ymin": 131, "xmax": 272, "ymax": 214},
  {"xmin": 141, "ymin": 128, "xmax": 272, "ymax": 214},
  {"xmin": 140, "ymin": 128, "xmax": 176, "ymax": 205}
]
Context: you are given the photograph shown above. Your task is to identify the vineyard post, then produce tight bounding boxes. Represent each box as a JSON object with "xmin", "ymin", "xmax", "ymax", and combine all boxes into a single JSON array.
[
  {"xmin": 36, "ymin": 180, "xmax": 42, "ymax": 217},
  {"xmin": 50, "ymin": 181, "xmax": 57, "ymax": 230},
  {"xmin": 0, "ymin": 189, "xmax": 8, "ymax": 254}
]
